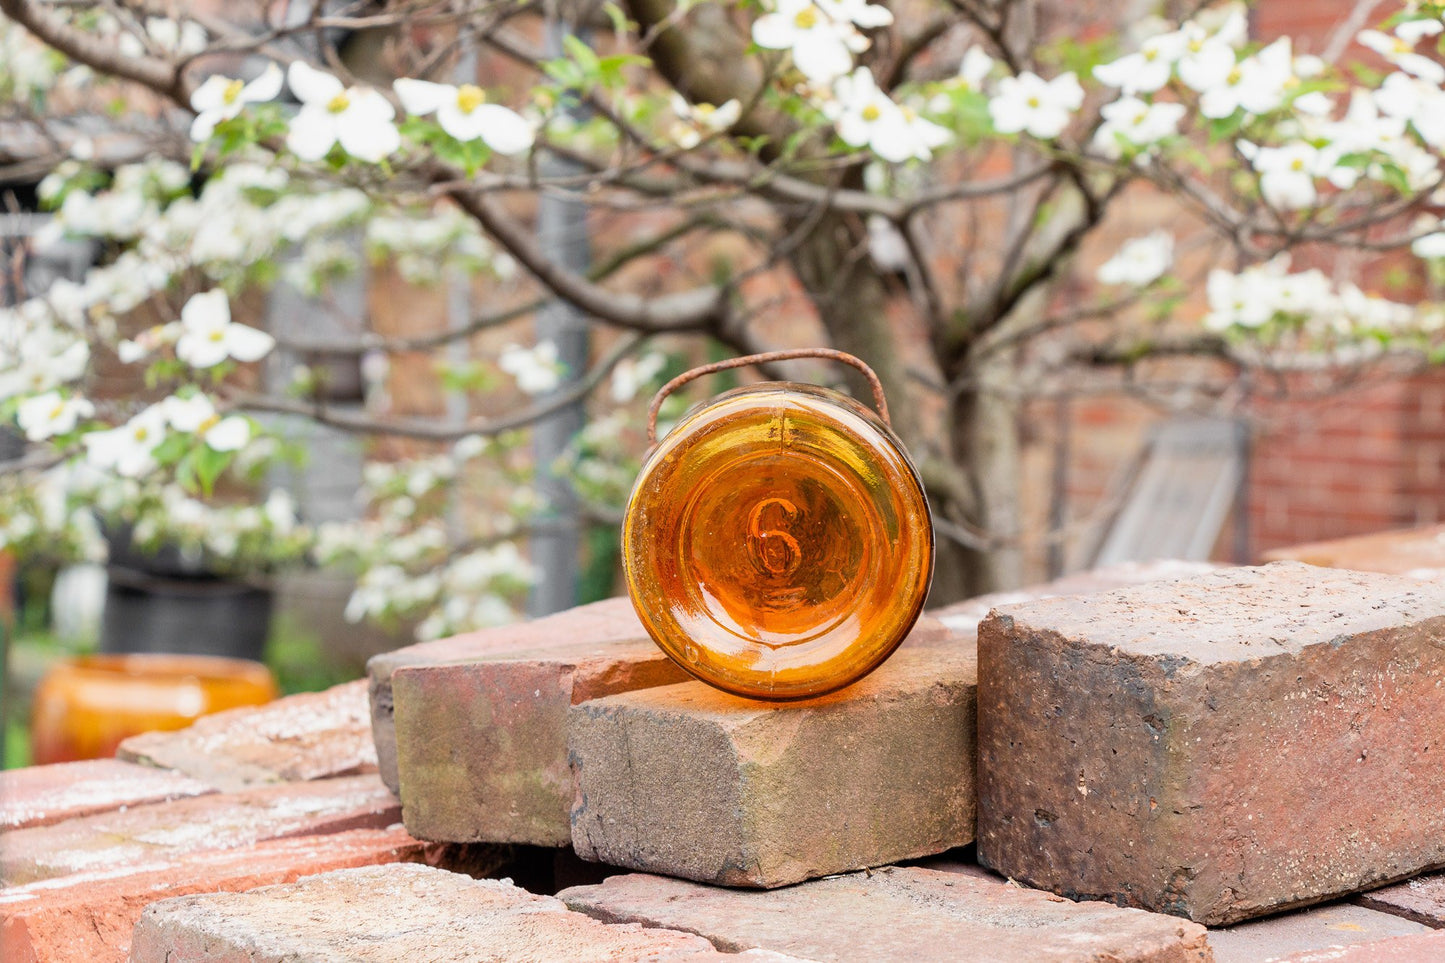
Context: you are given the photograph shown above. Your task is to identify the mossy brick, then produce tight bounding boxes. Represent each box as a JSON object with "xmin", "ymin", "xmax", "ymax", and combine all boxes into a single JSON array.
[
  {"xmin": 127, "ymin": 863, "xmax": 817, "ymax": 962},
  {"xmin": 367, "ymin": 596, "xmax": 647, "ymax": 794},
  {"xmin": 391, "ymin": 637, "xmax": 691, "ymax": 846},
  {"xmin": 559, "ymin": 866, "xmax": 1213, "ymax": 962},
  {"xmin": 567, "ymin": 648, "xmax": 977, "ymax": 888},
  {"xmin": 977, "ymin": 562, "xmax": 1445, "ymax": 926}
]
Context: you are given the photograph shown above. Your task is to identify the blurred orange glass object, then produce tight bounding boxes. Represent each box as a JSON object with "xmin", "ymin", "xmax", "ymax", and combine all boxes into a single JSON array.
[
  {"xmin": 29, "ymin": 654, "xmax": 278, "ymax": 764},
  {"xmin": 624, "ymin": 365, "xmax": 933, "ymax": 701}
]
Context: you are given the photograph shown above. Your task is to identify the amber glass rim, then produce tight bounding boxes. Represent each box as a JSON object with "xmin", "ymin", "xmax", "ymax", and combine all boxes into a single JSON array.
[{"xmin": 625, "ymin": 382, "xmax": 935, "ymax": 701}]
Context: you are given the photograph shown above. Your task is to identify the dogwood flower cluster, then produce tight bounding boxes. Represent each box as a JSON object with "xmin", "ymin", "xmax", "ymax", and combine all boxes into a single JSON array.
[
  {"xmin": 751, "ymin": 0, "xmax": 892, "ymax": 84},
  {"xmin": 1203, "ymin": 258, "xmax": 1419, "ymax": 341},
  {"xmin": 1097, "ymin": 232, "xmax": 1175, "ymax": 287}
]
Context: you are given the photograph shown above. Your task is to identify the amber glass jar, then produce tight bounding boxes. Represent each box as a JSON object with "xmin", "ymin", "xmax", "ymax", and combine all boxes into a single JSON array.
[
  {"xmin": 624, "ymin": 352, "xmax": 933, "ymax": 701},
  {"xmin": 29, "ymin": 653, "xmax": 278, "ymax": 764}
]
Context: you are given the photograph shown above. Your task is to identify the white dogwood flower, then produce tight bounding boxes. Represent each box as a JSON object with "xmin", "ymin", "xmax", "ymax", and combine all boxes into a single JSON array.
[
  {"xmin": 956, "ymin": 46, "xmax": 994, "ymax": 92},
  {"xmin": 160, "ymin": 393, "xmax": 253, "ymax": 451},
  {"xmin": 829, "ymin": 68, "xmax": 949, "ymax": 161},
  {"xmin": 16, "ymin": 391, "xmax": 94, "ymax": 441},
  {"xmin": 83, "ymin": 405, "xmax": 168, "ymax": 477},
  {"xmin": 1092, "ymin": 96, "xmax": 1185, "ymax": 157},
  {"xmin": 1358, "ymin": 23, "xmax": 1445, "ymax": 84},
  {"xmin": 1097, "ymin": 231, "xmax": 1174, "ymax": 286},
  {"xmin": 988, "ymin": 71, "xmax": 1084, "ymax": 139},
  {"xmin": 499, "ymin": 341, "xmax": 563, "ymax": 395},
  {"xmin": 752, "ymin": 0, "xmax": 869, "ymax": 83},
  {"xmin": 1247, "ymin": 141, "xmax": 1328, "ymax": 209},
  {"xmin": 1093, "ymin": 31, "xmax": 1186, "ymax": 94},
  {"xmin": 175, "ymin": 290, "xmax": 276, "ymax": 369},
  {"xmin": 1375, "ymin": 71, "xmax": 1445, "ymax": 149},
  {"xmin": 1198, "ymin": 37, "xmax": 1293, "ymax": 118},
  {"xmin": 189, "ymin": 63, "xmax": 283, "ymax": 141},
  {"xmin": 286, "ymin": 62, "xmax": 400, "ymax": 163},
  {"xmin": 667, "ymin": 94, "xmax": 742, "ymax": 148},
  {"xmin": 1176, "ymin": 21, "xmax": 1238, "ymax": 92},
  {"xmin": 393, "ymin": 78, "xmax": 535, "ymax": 154}
]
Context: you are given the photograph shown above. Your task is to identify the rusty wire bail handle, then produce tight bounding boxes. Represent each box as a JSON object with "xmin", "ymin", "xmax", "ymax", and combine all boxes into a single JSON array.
[{"xmin": 646, "ymin": 348, "xmax": 891, "ymax": 447}]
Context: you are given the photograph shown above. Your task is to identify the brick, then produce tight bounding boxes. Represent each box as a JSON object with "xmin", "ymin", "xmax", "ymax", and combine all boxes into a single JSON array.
[
  {"xmin": 127, "ymin": 863, "xmax": 816, "ymax": 962},
  {"xmin": 933, "ymin": 560, "xmax": 1221, "ymax": 643},
  {"xmin": 976, "ymin": 562, "xmax": 1445, "ymax": 926},
  {"xmin": 1261, "ymin": 523, "xmax": 1445, "ymax": 578},
  {"xmin": 1270, "ymin": 929, "xmax": 1445, "ymax": 962},
  {"xmin": 392, "ymin": 615, "xmax": 953, "ymax": 848},
  {"xmin": 1355, "ymin": 871, "xmax": 1445, "ymax": 927},
  {"xmin": 568, "ymin": 649, "xmax": 976, "ymax": 888},
  {"xmin": 1206, "ymin": 902, "xmax": 1432, "ymax": 963},
  {"xmin": 368, "ymin": 596, "xmax": 647, "ymax": 794},
  {"xmin": 0, "ymin": 774, "xmax": 399, "ymax": 886},
  {"xmin": 559, "ymin": 866, "xmax": 1212, "ymax": 962},
  {"xmin": 392, "ymin": 638, "xmax": 691, "ymax": 847},
  {"xmin": 117, "ymin": 680, "xmax": 375, "ymax": 792},
  {"xmin": 0, "ymin": 827, "xmax": 452, "ymax": 963},
  {"xmin": 0, "ymin": 760, "xmax": 211, "ymax": 832}
]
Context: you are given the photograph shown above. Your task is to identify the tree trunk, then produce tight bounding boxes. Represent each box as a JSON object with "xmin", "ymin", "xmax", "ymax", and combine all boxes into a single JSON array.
[
  {"xmin": 786, "ymin": 210, "xmax": 919, "ymax": 446},
  {"xmin": 944, "ymin": 369, "xmax": 1025, "ymax": 598}
]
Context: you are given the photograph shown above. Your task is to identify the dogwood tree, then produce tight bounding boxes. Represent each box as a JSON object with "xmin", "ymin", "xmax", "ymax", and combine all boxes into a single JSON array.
[{"xmin": 3, "ymin": 0, "xmax": 1445, "ymax": 633}]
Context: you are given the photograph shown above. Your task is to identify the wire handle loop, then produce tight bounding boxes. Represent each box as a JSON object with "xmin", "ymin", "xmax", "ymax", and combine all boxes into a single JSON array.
[{"xmin": 646, "ymin": 348, "xmax": 891, "ymax": 446}]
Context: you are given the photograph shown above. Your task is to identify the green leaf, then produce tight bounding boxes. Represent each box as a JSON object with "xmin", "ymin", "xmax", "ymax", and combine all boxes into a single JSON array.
[
  {"xmin": 563, "ymin": 34, "xmax": 601, "ymax": 73},
  {"xmin": 194, "ymin": 445, "xmax": 234, "ymax": 497},
  {"xmin": 602, "ymin": 2, "xmax": 633, "ymax": 34},
  {"xmin": 150, "ymin": 432, "xmax": 191, "ymax": 467}
]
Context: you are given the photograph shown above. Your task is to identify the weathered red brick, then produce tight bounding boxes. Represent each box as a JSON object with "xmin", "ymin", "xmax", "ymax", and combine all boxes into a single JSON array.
[
  {"xmin": 568, "ymin": 649, "xmax": 976, "ymax": 888},
  {"xmin": 392, "ymin": 638, "xmax": 691, "ymax": 847},
  {"xmin": 0, "ymin": 760, "xmax": 211, "ymax": 832},
  {"xmin": 1205, "ymin": 902, "xmax": 1432, "ymax": 963},
  {"xmin": 1261, "ymin": 523, "xmax": 1445, "ymax": 578},
  {"xmin": 117, "ymin": 680, "xmax": 375, "ymax": 792},
  {"xmin": 392, "ymin": 614, "xmax": 952, "ymax": 848},
  {"xmin": 0, "ymin": 774, "xmax": 399, "ymax": 886},
  {"xmin": 128, "ymin": 863, "xmax": 815, "ymax": 962},
  {"xmin": 977, "ymin": 562, "xmax": 1445, "ymax": 925},
  {"xmin": 1271, "ymin": 929, "xmax": 1445, "ymax": 962},
  {"xmin": 1355, "ymin": 871, "xmax": 1445, "ymax": 927},
  {"xmin": 0, "ymin": 827, "xmax": 444, "ymax": 963},
  {"xmin": 368, "ymin": 596, "xmax": 646, "ymax": 794},
  {"xmin": 932, "ymin": 560, "xmax": 1221, "ymax": 643},
  {"xmin": 560, "ymin": 866, "xmax": 1212, "ymax": 962}
]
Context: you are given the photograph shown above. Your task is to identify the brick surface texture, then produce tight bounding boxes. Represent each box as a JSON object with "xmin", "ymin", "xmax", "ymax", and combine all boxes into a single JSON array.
[
  {"xmin": 391, "ymin": 637, "xmax": 690, "ymax": 847},
  {"xmin": 367, "ymin": 596, "xmax": 647, "ymax": 794},
  {"xmin": 977, "ymin": 562, "xmax": 1445, "ymax": 925},
  {"xmin": 0, "ymin": 827, "xmax": 437, "ymax": 963},
  {"xmin": 117, "ymin": 680, "xmax": 376, "ymax": 791},
  {"xmin": 1261, "ymin": 524, "xmax": 1445, "ymax": 578},
  {"xmin": 0, "ymin": 774, "xmax": 399, "ymax": 886},
  {"xmin": 0, "ymin": 760, "xmax": 211, "ymax": 831},
  {"xmin": 1205, "ymin": 902, "xmax": 1432, "ymax": 963},
  {"xmin": 1271, "ymin": 929, "xmax": 1445, "ymax": 962},
  {"xmin": 1355, "ymin": 871, "xmax": 1445, "ymax": 927},
  {"xmin": 559, "ymin": 866, "xmax": 1213, "ymax": 962},
  {"xmin": 568, "ymin": 649, "xmax": 977, "ymax": 888},
  {"xmin": 128, "ymin": 863, "xmax": 815, "ymax": 962}
]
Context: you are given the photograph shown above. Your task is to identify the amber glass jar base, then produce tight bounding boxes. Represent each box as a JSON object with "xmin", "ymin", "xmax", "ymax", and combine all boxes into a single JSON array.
[{"xmin": 624, "ymin": 383, "xmax": 933, "ymax": 701}]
